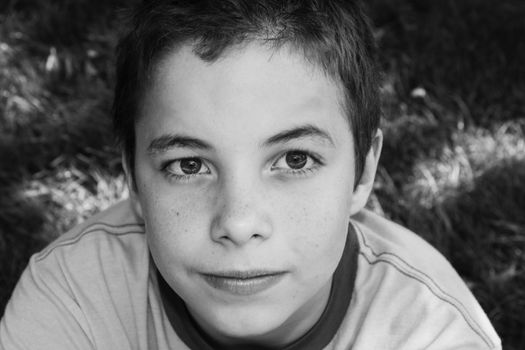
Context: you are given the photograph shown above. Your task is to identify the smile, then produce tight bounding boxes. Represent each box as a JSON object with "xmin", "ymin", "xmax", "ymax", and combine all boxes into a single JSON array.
[{"xmin": 201, "ymin": 270, "xmax": 287, "ymax": 296}]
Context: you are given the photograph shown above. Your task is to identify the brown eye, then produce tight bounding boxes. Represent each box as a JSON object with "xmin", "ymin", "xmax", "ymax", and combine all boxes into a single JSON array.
[
  {"xmin": 179, "ymin": 158, "xmax": 202, "ymax": 174},
  {"xmin": 271, "ymin": 150, "xmax": 320, "ymax": 175},
  {"xmin": 285, "ymin": 151, "xmax": 307, "ymax": 169}
]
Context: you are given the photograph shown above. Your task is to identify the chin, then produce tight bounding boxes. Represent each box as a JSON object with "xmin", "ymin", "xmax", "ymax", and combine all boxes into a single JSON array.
[{"xmin": 195, "ymin": 305, "xmax": 290, "ymax": 345}]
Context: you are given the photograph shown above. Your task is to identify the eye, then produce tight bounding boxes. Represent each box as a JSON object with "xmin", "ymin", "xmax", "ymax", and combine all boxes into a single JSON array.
[
  {"xmin": 162, "ymin": 157, "xmax": 211, "ymax": 179},
  {"xmin": 285, "ymin": 151, "xmax": 308, "ymax": 169},
  {"xmin": 271, "ymin": 150, "xmax": 320, "ymax": 174}
]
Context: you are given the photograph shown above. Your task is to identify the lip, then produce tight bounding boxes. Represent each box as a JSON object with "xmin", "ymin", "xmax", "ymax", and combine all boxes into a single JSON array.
[{"xmin": 201, "ymin": 270, "xmax": 287, "ymax": 296}]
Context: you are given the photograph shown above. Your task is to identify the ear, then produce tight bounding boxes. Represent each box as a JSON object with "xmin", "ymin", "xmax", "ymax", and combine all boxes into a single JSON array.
[
  {"xmin": 349, "ymin": 129, "xmax": 383, "ymax": 216},
  {"xmin": 122, "ymin": 152, "xmax": 144, "ymax": 219}
]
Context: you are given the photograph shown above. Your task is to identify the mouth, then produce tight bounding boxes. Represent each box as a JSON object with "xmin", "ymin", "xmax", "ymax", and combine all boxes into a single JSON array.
[{"xmin": 200, "ymin": 270, "xmax": 287, "ymax": 296}]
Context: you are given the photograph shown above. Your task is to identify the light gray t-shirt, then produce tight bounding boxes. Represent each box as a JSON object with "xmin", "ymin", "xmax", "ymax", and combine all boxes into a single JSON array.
[{"xmin": 0, "ymin": 200, "xmax": 501, "ymax": 349}]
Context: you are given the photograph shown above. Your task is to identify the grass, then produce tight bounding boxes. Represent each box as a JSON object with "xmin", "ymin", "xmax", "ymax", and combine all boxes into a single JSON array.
[{"xmin": 1, "ymin": 0, "xmax": 524, "ymax": 348}]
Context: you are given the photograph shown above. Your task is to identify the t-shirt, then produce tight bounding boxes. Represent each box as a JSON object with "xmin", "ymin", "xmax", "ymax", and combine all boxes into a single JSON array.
[{"xmin": 0, "ymin": 199, "xmax": 501, "ymax": 349}]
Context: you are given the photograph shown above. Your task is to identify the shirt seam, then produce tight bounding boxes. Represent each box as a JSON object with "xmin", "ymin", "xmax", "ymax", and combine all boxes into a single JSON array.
[
  {"xmin": 35, "ymin": 222, "xmax": 145, "ymax": 262},
  {"xmin": 351, "ymin": 221, "xmax": 495, "ymax": 349}
]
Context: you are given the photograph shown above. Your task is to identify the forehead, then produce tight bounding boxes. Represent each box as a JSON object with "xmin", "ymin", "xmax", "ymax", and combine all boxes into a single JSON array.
[{"xmin": 137, "ymin": 43, "xmax": 350, "ymax": 147}]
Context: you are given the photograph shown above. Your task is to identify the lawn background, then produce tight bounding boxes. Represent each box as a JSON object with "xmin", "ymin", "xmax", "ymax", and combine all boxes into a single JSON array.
[{"xmin": 1, "ymin": 0, "xmax": 524, "ymax": 348}]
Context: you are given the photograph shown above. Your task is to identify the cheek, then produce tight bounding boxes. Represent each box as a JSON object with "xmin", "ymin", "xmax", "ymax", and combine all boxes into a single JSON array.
[
  {"xmin": 277, "ymin": 176, "xmax": 353, "ymax": 274},
  {"xmin": 139, "ymin": 183, "xmax": 213, "ymax": 268}
]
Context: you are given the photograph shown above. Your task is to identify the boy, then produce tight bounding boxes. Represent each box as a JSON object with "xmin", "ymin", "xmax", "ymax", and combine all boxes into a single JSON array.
[{"xmin": 0, "ymin": 0, "xmax": 501, "ymax": 349}]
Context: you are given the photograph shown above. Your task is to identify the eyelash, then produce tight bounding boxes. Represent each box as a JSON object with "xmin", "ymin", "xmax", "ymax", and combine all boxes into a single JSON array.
[
  {"xmin": 162, "ymin": 170, "xmax": 195, "ymax": 183},
  {"xmin": 271, "ymin": 149, "xmax": 324, "ymax": 176},
  {"xmin": 160, "ymin": 150, "xmax": 324, "ymax": 182},
  {"xmin": 160, "ymin": 158, "xmax": 211, "ymax": 183}
]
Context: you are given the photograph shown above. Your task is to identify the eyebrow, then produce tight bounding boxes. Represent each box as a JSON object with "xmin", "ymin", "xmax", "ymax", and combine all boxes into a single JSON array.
[
  {"xmin": 147, "ymin": 134, "xmax": 212, "ymax": 155},
  {"xmin": 146, "ymin": 124, "xmax": 334, "ymax": 155},
  {"xmin": 263, "ymin": 124, "xmax": 335, "ymax": 147}
]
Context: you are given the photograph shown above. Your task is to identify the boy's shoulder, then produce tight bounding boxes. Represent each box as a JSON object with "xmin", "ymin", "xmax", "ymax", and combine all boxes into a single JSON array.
[
  {"xmin": 35, "ymin": 199, "xmax": 145, "ymax": 265},
  {"xmin": 26, "ymin": 199, "xmax": 149, "ymax": 303},
  {"xmin": 351, "ymin": 209, "xmax": 454, "ymax": 280},
  {"xmin": 342, "ymin": 210, "xmax": 501, "ymax": 349},
  {"xmin": 1, "ymin": 200, "xmax": 157, "ymax": 350}
]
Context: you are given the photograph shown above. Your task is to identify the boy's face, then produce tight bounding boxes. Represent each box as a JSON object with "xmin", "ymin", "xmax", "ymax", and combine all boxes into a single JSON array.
[{"xmin": 132, "ymin": 44, "xmax": 376, "ymax": 346}]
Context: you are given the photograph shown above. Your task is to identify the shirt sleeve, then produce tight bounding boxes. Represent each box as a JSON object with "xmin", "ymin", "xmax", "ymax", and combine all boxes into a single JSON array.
[{"xmin": 0, "ymin": 254, "xmax": 95, "ymax": 350}]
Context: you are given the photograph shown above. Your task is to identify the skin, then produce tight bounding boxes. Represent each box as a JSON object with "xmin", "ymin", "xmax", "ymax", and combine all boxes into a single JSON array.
[{"xmin": 130, "ymin": 43, "xmax": 382, "ymax": 347}]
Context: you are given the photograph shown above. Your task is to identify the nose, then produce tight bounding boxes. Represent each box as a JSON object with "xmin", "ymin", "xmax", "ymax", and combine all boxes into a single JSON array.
[{"xmin": 210, "ymin": 176, "xmax": 273, "ymax": 246}]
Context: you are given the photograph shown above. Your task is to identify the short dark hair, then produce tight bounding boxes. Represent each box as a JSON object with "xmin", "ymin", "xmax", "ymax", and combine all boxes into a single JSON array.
[{"xmin": 113, "ymin": 0, "xmax": 380, "ymax": 187}]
